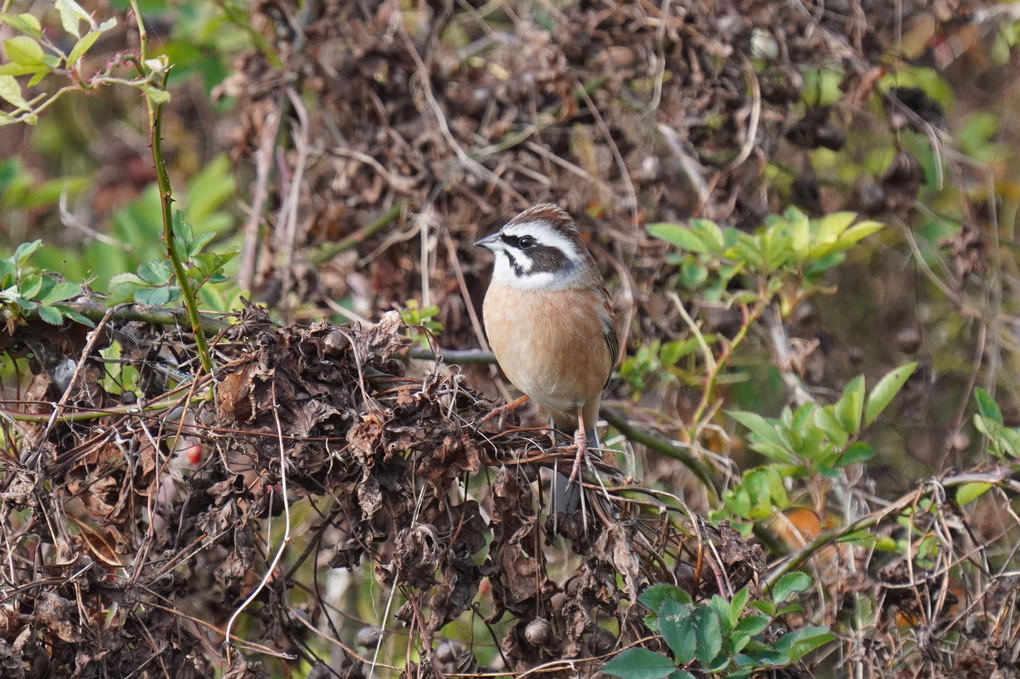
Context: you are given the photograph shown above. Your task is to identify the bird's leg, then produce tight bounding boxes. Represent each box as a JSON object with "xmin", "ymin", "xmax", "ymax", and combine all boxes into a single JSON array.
[
  {"xmin": 566, "ymin": 408, "xmax": 589, "ymax": 488},
  {"xmin": 477, "ymin": 394, "xmax": 530, "ymax": 430}
]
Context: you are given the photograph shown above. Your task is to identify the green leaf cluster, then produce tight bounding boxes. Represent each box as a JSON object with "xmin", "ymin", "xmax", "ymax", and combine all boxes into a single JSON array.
[
  {"xmin": 719, "ymin": 363, "xmax": 916, "ymax": 528},
  {"xmin": 604, "ymin": 574, "xmax": 833, "ymax": 679},
  {"xmin": 401, "ymin": 299, "xmax": 443, "ymax": 348},
  {"xmin": 647, "ymin": 207, "xmax": 883, "ymax": 315},
  {"xmin": 619, "ymin": 337, "xmax": 707, "ymax": 392},
  {"xmin": 107, "ymin": 210, "xmax": 238, "ymax": 307},
  {"xmin": 0, "ymin": 2, "xmax": 118, "ymax": 125},
  {"xmin": 0, "ymin": 240, "xmax": 91, "ymax": 328}
]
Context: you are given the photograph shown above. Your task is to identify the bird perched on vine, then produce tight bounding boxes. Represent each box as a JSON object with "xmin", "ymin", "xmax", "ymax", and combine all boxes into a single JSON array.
[{"xmin": 476, "ymin": 203, "xmax": 617, "ymax": 512}]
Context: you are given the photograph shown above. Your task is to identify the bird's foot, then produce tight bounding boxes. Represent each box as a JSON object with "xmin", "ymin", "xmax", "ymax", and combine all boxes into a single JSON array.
[{"xmin": 476, "ymin": 394, "xmax": 530, "ymax": 432}]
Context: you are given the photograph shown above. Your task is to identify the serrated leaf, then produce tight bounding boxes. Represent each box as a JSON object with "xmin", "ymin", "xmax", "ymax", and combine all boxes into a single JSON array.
[
  {"xmin": 108, "ymin": 272, "xmax": 146, "ymax": 287},
  {"xmin": 37, "ymin": 304, "xmax": 63, "ymax": 325},
  {"xmin": 134, "ymin": 285, "xmax": 170, "ymax": 306},
  {"xmin": 772, "ymin": 571, "xmax": 811, "ymax": 603},
  {"xmin": 0, "ymin": 75, "xmax": 28, "ymax": 110},
  {"xmin": 13, "ymin": 239, "xmax": 41, "ymax": 264},
  {"xmin": 19, "ymin": 274, "xmax": 43, "ymax": 299},
  {"xmin": 834, "ymin": 376, "xmax": 865, "ymax": 436},
  {"xmin": 836, "ymin": 441, "xmax": 876, "ymax": 467},
  {"xmin": 708, "ymin": 594, "xmax": 732, "ymax": 635},
  {"xmin": 52, "ymin": 305, "xmax": 93, "ymax": 327},
  {"xmin": 729, "ymin": 588, "xmax": 751, "ymax": 627},
  {"xmin": 136, "ymin": 260, "xmax": 172, "ymax": 285},
  {"xmin": 0, "ymin": 13, "xmax": 43, "ymax": 38},
  {"xmin": 39, "ymin": 281, "xmax": 81, "ymax": 304},
  {"xmin": 864, "ymin": 362, "xmax": 917, "ymax": 426},
  {"xmin": 647, "ymin": 222, "xmax": 708, "ymax": 254},
  {"xmin": 602, "ymin": 648, "xmax": 676, "ymax": 679},
  {"xmin": 733, "ymin": 614, "xmax": 771, "ymax": 638},
  {"xmin": 955, "ymin": 482, "xmax": 992, "ymax": 506},
  {"xmin": 692, "ymin": 607, "xmax": 722, "ymax": 666},
  {"xmin": 975, "ymin": 388, "xmax": 1003, "ymax": 424}
]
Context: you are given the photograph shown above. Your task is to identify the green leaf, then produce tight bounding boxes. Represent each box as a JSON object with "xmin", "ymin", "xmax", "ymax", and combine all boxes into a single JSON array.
[
  {"xmin": 814, "ymin": 211, "xmax": 856, "ymax": 247},
  {"xmin": 748, "ymin": 600, "xmax": 776, "ymax": 617},
  {"xmin": 4, "ymin": 36, "xmax": 46, "ymax": 65},
  {"xmin": 790, "ymin": 207, "xmax": 810, "ymax": 257},
  {"xmin": 832, "ymin": 220, "xmax": 884, "ymax": 252},
  {"xmin": 136, "ymin": 260, "xmax": 172, "ymax": 286},
  {"xmin": 37, "ymin": 304, "xmax": 63, "ymax": 325},
  {"xmin": 134, "ymin": 285, "xmax": 171, "ymax": 306},
  {"xmin": 836, "ymin": 441, "xmax": 876, "ymax": 467},
  {"xmin": 733, "ymin": 614, "xmax": 770, "ymax": 638},
  {"xmin": 52, "ymin": 305, "xmax": 93, "ymax": 327},
  {"xmin": 14, "ymin": 239, "xmax": 41, "ymax": 265},
  {"xmin": 772, "ymin": 572, "xmax": 811, "ymax": 603},
  {"xmin": 729, "ymin": 588, "xmax": 751, "ymax": 627},
  {"xmin": 729, "ymin": 411, "xmax": 783, "ymax": 448},
  {"xmin": 660, "ymin": 598, "xmax": 697, "ymax": 666},
  {"xmin": 647, "ymin": 223, "xmax": 708, "ymax": 254},
  {"xmin": 67, "ymin": 30, "xmax": 102, "ymax": 67},
  {"xmin": 785, "ymin": 626, "xmax": 835, "ymax": 662},
  {"xmin": 19, "ymin": 274, "xmax": 43, "ymax": 299},
  {"xmin": 813, "ymin": 407, "xmax": 849, "ymax": 448},
  {"xmin": 708, "ymin": 594, "xmax": 733, "ymax": 635},
  {"xmin": 834, "ymin": 376, "xmax": 865, "ymax": 436},
  {"xmin": 974, "ymin": 388, "xmax": 1003, "ymax": 424},
  {"xmin": 692, "ymin": 607, "xmax": 722, "ymax": 666},
  {"xmin": 639, "ymin": 585, "xmax": 693, "ymax": 612},
  {"xmin": 602, "ymin": 649, "xmax": 677, "ymax": 679},
  {"xmin": 691, "ymin": 218, "xmax": 725, "ymax": 252},
  {"xmin": 864, "ymin": 362, "xmax": 917, "ymax": 426},
  {"xmin": 0, "ymin": 13, "xmax": 43, "ymax": 38},
  {"xmin": 0, "ymin": 75, "xmax": 28, "ymax": 111},
  {"xmin": 140, "ymin": 84, "xmax": 171, "ymax": 104},
  {"xmin": 955, "ymin": 482, "xmax": 992, "ymax": 506},
  {"xmin": 55, "ymin": 0, "xmax": 94, "ymax": 36},
  {"xmin": 39, "ymin": 281, "xmax": 81, "ymax": 304}
]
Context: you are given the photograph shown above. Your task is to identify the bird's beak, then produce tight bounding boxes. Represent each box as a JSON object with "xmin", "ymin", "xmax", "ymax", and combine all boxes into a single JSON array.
[{"xmin": 474, "ymin": 232, "xmax": 501, "ymax": 250}]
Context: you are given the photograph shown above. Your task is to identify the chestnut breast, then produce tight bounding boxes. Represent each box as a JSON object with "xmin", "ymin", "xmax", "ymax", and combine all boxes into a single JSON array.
[{"xmin": 483, "ymin": 281, "xmax": 613, "ymax": 420}]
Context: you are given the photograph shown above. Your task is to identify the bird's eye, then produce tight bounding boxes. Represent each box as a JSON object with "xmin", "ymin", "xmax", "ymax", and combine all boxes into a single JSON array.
[{"xmin": 518, "ymin": 235, "xmax": 535, "ymax": 249}]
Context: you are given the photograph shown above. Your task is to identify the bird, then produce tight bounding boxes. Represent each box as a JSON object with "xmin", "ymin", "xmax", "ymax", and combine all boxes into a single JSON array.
[{"xmin": 475, "ymin": 203, "xmax": 618, "ymax": 512}]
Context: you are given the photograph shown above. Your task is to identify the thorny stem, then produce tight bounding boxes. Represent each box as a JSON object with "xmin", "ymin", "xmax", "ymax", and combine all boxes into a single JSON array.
[{"xmin": 131, "ymin": 0, "xmax": 214, "ymax": 378}]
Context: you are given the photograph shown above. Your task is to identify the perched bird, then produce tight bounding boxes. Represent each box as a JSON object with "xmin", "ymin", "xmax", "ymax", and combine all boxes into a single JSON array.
[{"xmin": 475, "ymin": 204, "xmax": 618, "ymax": 510}]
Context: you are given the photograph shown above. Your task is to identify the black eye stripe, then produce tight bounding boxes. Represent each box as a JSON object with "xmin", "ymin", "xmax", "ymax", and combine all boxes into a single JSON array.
[{"xmin": 500, "ymin": 233, "xmax": 534, "ymax": 249}]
